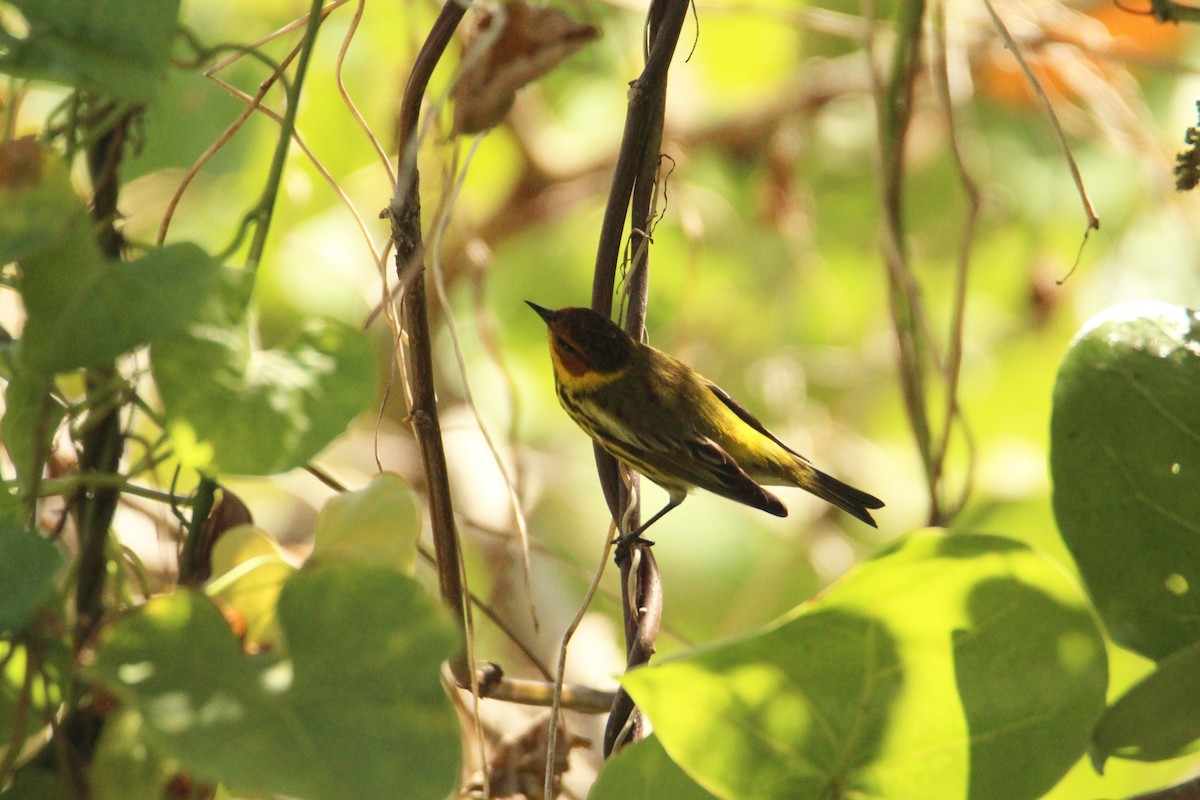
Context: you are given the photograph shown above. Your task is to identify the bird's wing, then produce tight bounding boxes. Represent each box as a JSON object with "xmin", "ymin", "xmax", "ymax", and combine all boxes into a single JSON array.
[
  {"xmin": 603, "ymin": 424, "xmax": 787, "ymax": 517},
  {"xmin": 684, "ymin": 436, "xmax": 788, "ymax": 516},
  {"xmin": 704, "ymin": 379, "xmax": 884, "ymax": 525},
  {"xmin": 703, "ymin": 379, "xmax": 808, "ymax": 461}
]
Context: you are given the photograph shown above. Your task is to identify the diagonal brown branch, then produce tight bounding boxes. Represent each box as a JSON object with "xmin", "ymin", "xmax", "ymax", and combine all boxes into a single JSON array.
[
  {"xmin": 585, "ymin": 0, "xmax": 692, "ymax": 759},
  {"xmin": 387, "ymin": 0, "xmax": 471, "ymax": 682}
]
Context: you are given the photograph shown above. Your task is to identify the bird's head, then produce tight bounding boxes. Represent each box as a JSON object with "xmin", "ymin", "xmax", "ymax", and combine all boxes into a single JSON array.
[{"xmin": 526, "ymin": 302, "xmax": 635, "ymax": 379}]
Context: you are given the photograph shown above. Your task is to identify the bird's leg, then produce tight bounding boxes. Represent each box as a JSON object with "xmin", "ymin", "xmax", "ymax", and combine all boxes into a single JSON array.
[{"xmin": 614, "ymin": 496, "xmax": 681, "ymax": 561}]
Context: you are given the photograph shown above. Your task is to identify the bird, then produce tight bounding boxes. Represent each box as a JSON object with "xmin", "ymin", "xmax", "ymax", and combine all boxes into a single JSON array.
[{"xmin": 527, "ymin": 302, "xmax": 883, "ymax": 539}]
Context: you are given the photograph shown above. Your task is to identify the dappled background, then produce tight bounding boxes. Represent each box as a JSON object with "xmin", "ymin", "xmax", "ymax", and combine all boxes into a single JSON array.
[{"xmin": 13, "ymin": 0, "xmax": 1200, "ymax": 795}]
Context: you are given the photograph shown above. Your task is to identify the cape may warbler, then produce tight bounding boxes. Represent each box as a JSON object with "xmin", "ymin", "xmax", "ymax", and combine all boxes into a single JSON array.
[{"xmin": 528, "ymin": 302, "xmax": 884, "ymax": 536}]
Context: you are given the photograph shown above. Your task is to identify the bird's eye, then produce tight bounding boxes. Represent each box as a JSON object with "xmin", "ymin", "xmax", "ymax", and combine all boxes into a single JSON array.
[{"xmin": 554, "ymin": 334, "xmax": 582, "ymax": 359}]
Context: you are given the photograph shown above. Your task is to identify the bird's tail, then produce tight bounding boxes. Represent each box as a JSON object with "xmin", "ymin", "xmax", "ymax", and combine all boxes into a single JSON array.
[{"xmin": 802, "ymin": 465, "xmax": 885, "ymax": 528}]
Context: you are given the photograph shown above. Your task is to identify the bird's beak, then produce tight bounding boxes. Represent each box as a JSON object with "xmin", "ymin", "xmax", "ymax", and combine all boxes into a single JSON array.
[{"xmin": 526, "ymin": 301, "xmax": 556, "ymax": 324}]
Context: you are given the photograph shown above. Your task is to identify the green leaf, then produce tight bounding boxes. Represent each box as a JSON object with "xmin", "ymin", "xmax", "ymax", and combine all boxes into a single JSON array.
[
  {"xmin": 89, "ymin": 708, "xmax": 177, "ymax": 800},
  {"xmin": 622, "ymin": 531, "xmax": 1107, "ymax": 800},
  {"xmin": 89, "ymin": 562, "xmax": 459, "ymax": 800},
  {"xmin": 1051, "ymin": 301, "xmax": 1200, "ymax": 660},
  {"xmin": 205, "ymin": 525, "xmax": 295, "ymax": 648},
  {"xmin": 310, "ymin": 472, "xmax": 417, "ymax": 573},
  {"xmin": 4, "ymin": 143, "xmax": 220, "ymax": 381},
  {"xmin": 1, "ymin": 369, "xmax": 65, "ymax": 498},
  {"xmin": 590, "ymin": 735, "xmax": 719, "ymax": 800},
  {"xmin": 153, "ymin": 274, "xmax": 378, "ymax": 475},
  {"xmin": 0, "ymin": 136, "xmax": 85, "ymax": 265},
  {"xmin": 0, "ymin": 519, "xmax": 64, "ymax": 633},
  {"xmin": 1, "ymin": 765, "xmax": 72, "ymax": 800},
  {"xmin": 1092, "ymin": 639, "xmax": 1200, "ymax": 769},
  {"xmin": 0, "ymin": 639, "xmax": 68, "ymax": 755},
  {"xmin": 0, "ymin": 0, "xmax": 181, "ymax": 102},
  {"xmin": 20, "ymin": 237, "xmax": 220, "ymax": 375}
]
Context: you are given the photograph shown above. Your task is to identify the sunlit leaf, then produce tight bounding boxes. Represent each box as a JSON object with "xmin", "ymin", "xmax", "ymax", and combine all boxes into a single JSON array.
[
  {"xmin": 623, "ymin": 531, "xmax": 1107, "ymax": 800},
  {"xmin": 590, "ymin": 734, "xmax": 719, "ymax": 800},
  {"xmin": 1051, "ymin": 301, "xmax": 1200, "ymax": 660},
  {"xmin": 89, "ymin": 562, "xmax": 459, "ymax": 800},
  {"xmin": 205, "ymin": 525, "xmax": 295, "ymax": 648},
  {"xmin": 0, "ymin": 639, "xmax": 68, "ymax": 758},
  {"xmin": 153, "ymin": 269, "xmax": 378, "ymax": 476}
]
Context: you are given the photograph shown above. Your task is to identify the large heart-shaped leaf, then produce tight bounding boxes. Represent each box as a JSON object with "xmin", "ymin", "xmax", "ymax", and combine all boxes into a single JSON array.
[
  {"xmin": 20, "ymin": 234, "xmax": 219, "ymax": 376},
  {"xmin": 89, "ymin": 562, "xmax": 459, "ymax": 800},
  {"xmin": 622, "ymin": 531, "xmax": 1107, "ymax": 800},
  {"xmin": 590, "ymin": 734, "xmax": 718, "ymax": 800},
  {"xmin": 152, "ymin": 269, "xmax": 377, "ymax": 476},
  {"xmin": 2, "ymin": 138, "xmax": 218, "ymax": 375},
  {"xmin": 1051, "ymin": 301, "xmax": 1200, "ymax": 661}
]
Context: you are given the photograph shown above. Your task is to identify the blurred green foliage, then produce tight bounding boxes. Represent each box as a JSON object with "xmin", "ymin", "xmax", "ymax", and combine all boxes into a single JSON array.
[{"xmin": 4, "ymin": 0, "xmax": 1200, "ymax": 796}]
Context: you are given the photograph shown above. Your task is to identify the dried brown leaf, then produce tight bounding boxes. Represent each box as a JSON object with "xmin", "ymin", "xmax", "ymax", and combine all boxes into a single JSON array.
[{"xmin": 453, "ymin": 2, "xmax": 599, "ymax": 135}]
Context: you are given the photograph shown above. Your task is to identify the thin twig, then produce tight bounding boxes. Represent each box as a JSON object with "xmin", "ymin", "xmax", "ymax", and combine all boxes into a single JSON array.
[
  {"xmin": 927, "ymin": 2, "xmax": 978, "ymax": 520},
  {"xmin": 158, "ymin": 34, "xmax": 294, "ymax": 245},
  {"xmin": 242, "ymin": 0, "xmax": 328, "ymax": 270},
  {"xmin": 203, "ymin": 1, "xmax": 345, "ymax": 76},
  {"xmin": 544, "ymin": 524, "xmax": 617, "ymax": 799},
  {"xmin": 384, "ymin": 7, "xmax": 491, "ymax": 780},
  {"xmin": 18, "ymin": 474, "xmax": 191, "ymax": 506},
  {"xmin": 335, "ymin": 0, "xmax": 403, "ymax": 364},
  {"xmin": 204, "ymin": 77, "xmax": 385, "ymax": 268},
  {"xmin": 586, "ymin": 0, "xmax": 691, "ymax": 759},
  {"xmin": 868, "ymin": 0, "xmax": 939, "ymax": 524},
  {"xmin": 335, "ymin": 0, "xmax": 395, "ymax": 186},
  {"xmin": 386, "ymin": 0, "xmax": 472, "ymax": 683},
  {"xmin": 428, "ymin": 134, "xmax": 539, "ymax": 631},
  {"xmin": 981, "ymin": 0, "xmax": 1100, "ymax": 237},
  {"xmin": 160, "ymin": 2, "xmax": 343, "ymax": 248}
]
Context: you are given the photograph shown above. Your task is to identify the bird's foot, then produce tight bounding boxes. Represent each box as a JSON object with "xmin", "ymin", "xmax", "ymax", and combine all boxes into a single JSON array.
[{"xmin": 614, "ymin": 532, "xmax": 654, "ymax": 565}]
